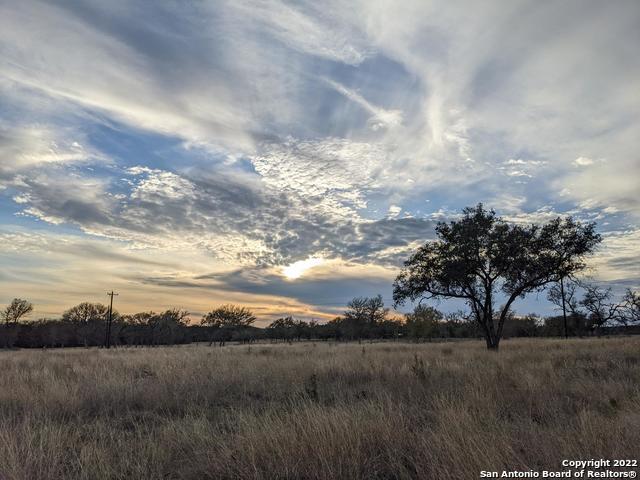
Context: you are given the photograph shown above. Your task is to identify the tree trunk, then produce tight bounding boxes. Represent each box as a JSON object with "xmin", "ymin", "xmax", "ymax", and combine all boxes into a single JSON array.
[
  {"xmin": 477, "ymin": 311, "xmax": 500, "ymax": 351},
  {"xmin": 484, "ymin": 331, "xmax": 500, "ymax": 350},
  {"xmin": 560, "ymin": 277, "xmax": 569, "ymax": 339}
]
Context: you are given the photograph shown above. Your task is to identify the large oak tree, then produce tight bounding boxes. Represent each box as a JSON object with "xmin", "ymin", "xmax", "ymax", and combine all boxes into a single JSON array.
[{"xmin": 393, "ymin": 204, "xmax": 601, "ymax": 349}]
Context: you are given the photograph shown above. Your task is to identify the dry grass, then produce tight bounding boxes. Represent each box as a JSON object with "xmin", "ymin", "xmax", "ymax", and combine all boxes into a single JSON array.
[{"xmin": 0, "ymin": 338, "xmax": 639, "ymax": 479}]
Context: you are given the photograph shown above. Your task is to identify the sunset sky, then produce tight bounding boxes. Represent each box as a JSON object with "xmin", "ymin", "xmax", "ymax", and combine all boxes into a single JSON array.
[{"xmin": 1, "ymin": 0, "xmax": 638, "ymax": 323}]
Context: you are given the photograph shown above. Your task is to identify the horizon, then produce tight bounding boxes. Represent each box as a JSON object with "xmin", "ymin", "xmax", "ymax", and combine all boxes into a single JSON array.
[{"xmin": 1, "ymin": 1, "xmax": 639, "ymax": 322}]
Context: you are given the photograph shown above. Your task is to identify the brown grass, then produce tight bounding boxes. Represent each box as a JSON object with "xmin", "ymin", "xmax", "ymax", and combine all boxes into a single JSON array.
[{"xmin": 0, "ymin": 338, "xmax": 639, "ymax": 479}]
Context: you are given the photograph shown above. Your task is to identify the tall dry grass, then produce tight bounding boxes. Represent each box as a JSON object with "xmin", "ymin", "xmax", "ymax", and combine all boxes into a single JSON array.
[{"xmin": 0, "ymin": 338, "xmax": 638, "ymax": 479}]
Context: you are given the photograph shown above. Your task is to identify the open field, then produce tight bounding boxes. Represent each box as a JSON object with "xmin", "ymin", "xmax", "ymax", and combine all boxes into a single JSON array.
[{"xmin": 1, "ymin": 338, "xmax": 639, "ymax": 479}]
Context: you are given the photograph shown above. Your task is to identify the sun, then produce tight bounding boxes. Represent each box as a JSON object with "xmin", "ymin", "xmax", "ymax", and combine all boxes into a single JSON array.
[{"xmin": 282, "ymin": 257, "xmax": 325, "ymax": 280}]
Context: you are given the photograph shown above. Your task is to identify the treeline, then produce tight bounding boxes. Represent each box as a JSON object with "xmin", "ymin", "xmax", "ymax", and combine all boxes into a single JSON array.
[{"xmin": 1, "ymin": 289, "xmax": 639, "ymax": 349}]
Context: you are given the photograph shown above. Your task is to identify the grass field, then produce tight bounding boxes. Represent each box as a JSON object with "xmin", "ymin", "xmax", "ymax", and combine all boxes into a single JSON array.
[{"xmin": 0, "ymin": 338, "xmax": 638, "ymax": 479}]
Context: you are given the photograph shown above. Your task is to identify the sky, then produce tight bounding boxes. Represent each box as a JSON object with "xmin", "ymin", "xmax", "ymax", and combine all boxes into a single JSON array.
[{"xmin": 0, "ymin": 0, "xmax": 638, "ymax": 324}]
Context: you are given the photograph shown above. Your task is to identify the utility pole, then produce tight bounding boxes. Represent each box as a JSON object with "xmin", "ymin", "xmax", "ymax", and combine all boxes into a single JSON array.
[
  {"xmin": 560, "ymin": 277, "xmax": 568, "ymax": 339},
  {"xmin": 105, "ymin": 291, "xmax": 118, "ymax": 349}
]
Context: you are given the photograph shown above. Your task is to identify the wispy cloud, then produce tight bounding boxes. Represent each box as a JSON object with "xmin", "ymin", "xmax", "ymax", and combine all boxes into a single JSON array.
[
  {"xmin": 323, "ymin": 78, "xmax": 403, "ymax": 130},
  {"xmin": 0, "ymin": 0, "xmax": 638, "ymax": 316}
]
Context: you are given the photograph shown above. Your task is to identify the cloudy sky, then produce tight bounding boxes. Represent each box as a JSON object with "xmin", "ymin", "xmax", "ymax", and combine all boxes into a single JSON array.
[{"xmin": 1, "ymin": 0, "xmax": 638, "ymax": 322}]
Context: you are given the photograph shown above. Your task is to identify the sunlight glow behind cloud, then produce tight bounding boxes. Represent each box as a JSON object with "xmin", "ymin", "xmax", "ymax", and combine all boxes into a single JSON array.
[{"xmin": 282, "ymin": 257, "xmax": 326, "ymax": 280}]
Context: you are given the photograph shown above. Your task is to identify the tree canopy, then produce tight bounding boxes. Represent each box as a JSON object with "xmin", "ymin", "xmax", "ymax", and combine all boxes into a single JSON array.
[
  {"xmin": 405, "ymin": 304, "xmax": 442, "ymax": 340},
  {"xmin": 393, "ymin": 204, "xmax": 601, "ymax": 349},
  {"xmin": 62, "ymin": 302, "xmax": 111, "ymax": 323},
  {"xmin": 344, "ymin": 295, "xmax": 388, "ymax": 325},
  {"xmin": 1, "ymin": 298, "xmax": 33, "ymax": 325},
  {"xmin": 201, "ymin": 304, "xmax": 256, "ymax": 328},
  {"xmin": 621, "ymin": 289, "xmax": 640, "ymax": 325}
]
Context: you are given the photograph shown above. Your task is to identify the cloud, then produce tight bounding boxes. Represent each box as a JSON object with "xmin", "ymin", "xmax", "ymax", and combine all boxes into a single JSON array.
[
  {"xmin": 589, "ymin": 228, "xmax": 640, "ymax": 287},
  {"xmin": 323, "ymin": 78, "xmax": 403, "ymax": 130},
  {"xmin": 6, "ymin": 168, "xmax": 117, "ymax": 226},
  {"xmin": 140, "ymin": 260, "xmax": 398, "ymax": 318},
  {"xmin": 0, "ymin": 0, "xmax": 638, "ymax": 316},
  {"xmin": 0, "ymin": 227, "xmax": 231, "ymax": 318},
  {"xmin": 0, "ymin": 229, "xmax": 171, "ymax": 268},
  {"xmin": 555, "ymin": 159, "xmax": 640, "ymax": 217},
  {"xmin": 251, "ymin": 137, "xmax": 388, "ymax": 214},
  {"xmin": 0, "ymin": 125, "xmax": 102, "ymax": 175},
  {"xmin": 573, "ymin": 156, "xmax": 595, "ymax": 167},
  {"xmin": 387, "ymin": 205, "xmax": 402, "ymax": 218},
  {"xmin": 222, "ymin": 0, "xmax": 372, "ymax": 65},
  {"xmin": 8, "ymin": 162, "xmax": 438, "ymax": 267},
  {"xmin": 506, "ymin": 159, "xmax": 544, "ymax": 166}
]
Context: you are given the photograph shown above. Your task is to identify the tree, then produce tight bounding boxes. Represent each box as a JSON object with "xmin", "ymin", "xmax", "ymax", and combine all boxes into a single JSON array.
[
  {"xmin": 547, "ymin": 277, "xmax": 581, "ymax": 338},
  {"xmin": 620, "ymin": 289, "xmax": 640, "ymax": 325},
  {"xmin": 502, "ymin": 313, "xmax": 540, "ymax": 338},
  {"xmin": 267, "ymin": 316, "xmax": 294, "ymax": 341},
  {"xmin": 376, "ymin": 318, "xmax": 404, "ymax": 340},
  {"xmin": 343, "ymin": 295, "xmax": 388, "ymax": 340},
  {"xmin": 345, "ymin": 295, "xmax": 388, "ymax": 324},
  {"xmin": 148, "ymin": 309, "xmax": 190, "ymax": 345},
  {"xmin": 393, "ymin": 204, "xmax": 601, "ymax": 350},
  {"xmin": 441, "ymin": 310, "xmax": 482, "ymax": 338},
  {"xmin": 267, "ymin": 316, "xmax": 312, "ymax": 342},
  {"xmin": 123, "ymin": 311, "xmax": 155, "ymax": 325},
  {"xmin": 580, "ymin": 284, "xmax": 622, "ymax": 334},
  {"xmin": 201, "ymin": 304, "xmax": 256, "ymax": 346},
  {"xmin": 2, "ymin": 298, "xmax": 33, "ymax": 325},
  {"xmin": 405, "ymin": 305, "xmax": 442, "ymax": 341},
  {"xmin": 62, "ymin": 302, "xmax": 110, "ymax": 323},
  {"xmin": 201, "ymin": 304, "xmax": 256, "ymax": 328},
  {"xmin": 61, "ymin": 302, "xmax": 115, "ymax": 347}
]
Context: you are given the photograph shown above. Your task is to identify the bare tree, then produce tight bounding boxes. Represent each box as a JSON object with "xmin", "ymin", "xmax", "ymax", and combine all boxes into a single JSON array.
[
  {"xmin": 547, "ymin": 279, "xmax": 581, "ymax": 316},
  {"xmin": 580, "ymin": 284, "xmax": 622, "ymax": 334},
  {"xmin": 2, "ymin": 298, "xmax": 33, "ymax": 325},
  {"xmin": 547, "ymin": 277, "xmax": 583, "ymax": 337},
  {"xmin": 620, "ymin": 289, "xmax": 640, "ymax": 325}
]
